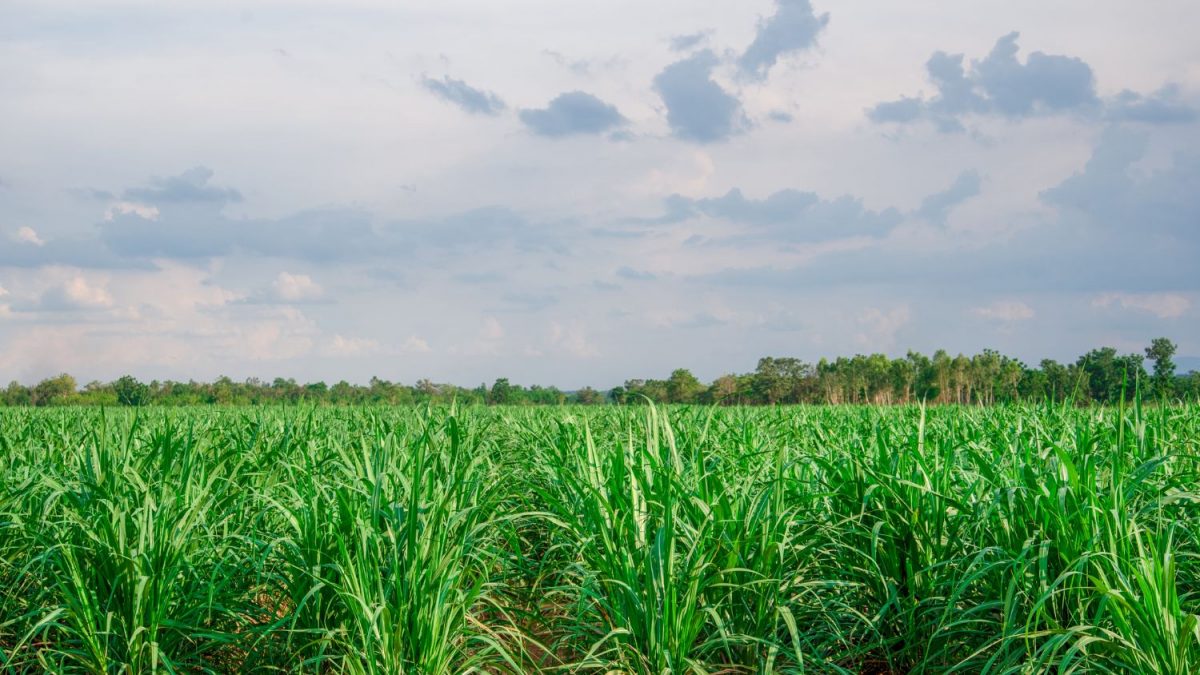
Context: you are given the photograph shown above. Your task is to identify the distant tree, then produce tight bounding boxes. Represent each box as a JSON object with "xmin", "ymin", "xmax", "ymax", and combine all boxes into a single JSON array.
[
  {"xmin": 574, "ymin": 386, "xmax": 602, "ymax": 405},
  {"xmin": 666, "ymin": 368, "xmax": 704, "ymax": 403},
  {"xmin": 751, "ymin": 358, "xmax": 788, "ymax": 404},
  {"xmin": 3, "ymin": 381, "xmax": 32, "ymax": 406},
  {"xmin": 1145, "ymin": 337, "xmax": 1177, "ymax": 398},
  {"xmin": 489, "ymin": 378, "xmax": 514, "ymax": 405},
  {"xmin": 608, "ymin": 385, "xmax": 628, "ymax": 404},
  {"xmin": 330, "ymin": 381, "xmax": 357, "ymax": 404},
  {"xmin": 305, "ymin": 381, "xmax": 329, "ymax": 401},
  {"xmin": 1076, "ymin": 348, "xmax": 1144, "ymax": 404},
  {"xmin": 32, "ymin": 374, "xmax": 77, "ymax": 407},
  {"xmin": 113, "ymin": 375, "xmax": 150, "ymax": 407},
  {"xmin": 708, "ymin": 374, "xmax": 741, "ymax": 403}
]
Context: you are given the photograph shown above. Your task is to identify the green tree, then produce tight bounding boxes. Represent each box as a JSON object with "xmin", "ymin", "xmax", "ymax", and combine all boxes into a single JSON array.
[
  {"xmin": 574, "ymin": 386, "xmax": 602, "ymax": 405},
  {"xmin": 489, "ymin": 378, "xmax": 514, "ymax": 405},
  {"xmin": 666, "ymin": 368, "xmax": 704, "ymax": 403},
  {"xmin": 113, "ymin": 375, "xmax": 150, "ymax": 407},
  {"xmin": 32, "ymin": 373, "xmax": 77, "ymax": 407},
  {"xmin": 2, "ymin": 381, "xmax": 32, "ymax": 406},
  {"xmin": 1145, "ymin": 337, "xmax": 1177, "ymax": 398}
]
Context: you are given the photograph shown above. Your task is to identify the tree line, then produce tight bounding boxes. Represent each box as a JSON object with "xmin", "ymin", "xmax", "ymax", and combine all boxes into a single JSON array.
[{"xmin": 2, "ymin": 338, "xmax": 1195, "ymax": 408}]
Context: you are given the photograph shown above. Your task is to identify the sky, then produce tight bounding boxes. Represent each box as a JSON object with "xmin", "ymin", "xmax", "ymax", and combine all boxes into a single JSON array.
[{"xmin": 1, "ymin": 0, "xmax": 1198, "ymax": 388}]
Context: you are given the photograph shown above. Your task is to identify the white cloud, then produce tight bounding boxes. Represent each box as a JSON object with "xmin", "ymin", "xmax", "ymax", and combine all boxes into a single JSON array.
[
  {"xmin": 271, "ymin": 272, "xmax": 324, "ymax": 302},
  {"xmin": 400, "ymin": 335, "xmax": 432, "ymax": 354},
  {"xmin": 326, "ymin": 334, "xmax": 380, "ymax": 357},
  {"xmin": 548, "ymin": 321, "xmax": 599, "ymax": 358},
  {"xmin": 326, "ymin": 333, "xmax": 431, "ymax": 358},
  {"xmin": 104, "ymin": 201, "xmax": 160, "ymax": 221},
  {"xmin": 972, "ymin": 300, "xmax": 1035, "ymax": 321},
  {"xmin": 39, "ymin": 275, "xmax": 114, "ymax": 311},
  {"xmin": 481, "ymin": 317, "xmax": 505, "ymax": 341},
  {"xmin": 855, "ymin": 305, "xmax": 911, "ymax": 350},
  {"xmin": 221, "ymin": 306, "xmax": 316, "ymax": 361},
  {"xmin": 14, "ymin": 226, "xmax": 44, "ymax": 246},
  {"xmin": 1092, "ymin": 292, "xmax": 1190, "ymax": 319}
]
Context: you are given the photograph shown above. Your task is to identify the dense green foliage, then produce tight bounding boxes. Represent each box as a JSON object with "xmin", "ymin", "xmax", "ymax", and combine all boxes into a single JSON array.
[
  {"xmin": 3, "ymin": 338, "xmax": 1197, "ymax": 408},
  {"xmin": 2, "ymin": 402, "xmax": 1199, "ymax": 673}
]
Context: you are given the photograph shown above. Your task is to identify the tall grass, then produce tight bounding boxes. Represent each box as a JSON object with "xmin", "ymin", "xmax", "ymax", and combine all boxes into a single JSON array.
[{"xmin": 1, "ymin": 402, "xmax": 1198, "ymax": 672}]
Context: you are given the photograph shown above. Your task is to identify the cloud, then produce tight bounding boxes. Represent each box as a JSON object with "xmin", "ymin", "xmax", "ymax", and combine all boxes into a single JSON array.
[
  {"xmin": 697, "ymin": 129, "xmax": 1200, "ymax": 296},
  {"xmin": 7, "ymin": 194, "xmax": 559, "ymax": 271},
  {"xmin": 657, "ymin": 186, "xmax": 903, "ymax": 242},
  {"xmin": 541, "ymin": 50, "xmax": 594, "ymax": 75},
  {"xmin": 1092, "ymin": 292, "xmax": 1190, "ymax": 319},
  {"xmin": 14, "ymin": 226, "xmax": 45, "ymax": 246},
  {"xmin": 453, "ymin": 271, "xmax": 506, "ymax": 284},
  {"xmin": 105, "ymin": 201, "xmax": 160, "ymax": 221},
  {"xmin": 10, "ymin": 169, "xmax": 565, "ymax": 269},
  {"xmin": 1040, "ymin": 127, "xmax": 1200, "ymax": 239},
  {"xmin": 856, "ymin": 306, "xmax": 911, "ymax": 350},
  {"xmin": 99, "ymin": 184, "xmax": 382, "ymax": 261},
  {"xmin": 653, "ymin": 50, "xmax": 744, "ymax": 143},
  {"xmin": 420, "ymin": 75, "xmax": 506, "ymax": 116},
  {"xmin": 669, "ymin": 31, "xmax": 708, "ymax": 52},
  {"xmin": 866, "ymin": 96, "xmax": 924, "ymax": 125},
  {"xmin": 548, "ymin": 321, "xmax": 599, "ymax": 358},
  {"xmin": 972, "ymin": 300, "xmax": 1035, "ymax": 321},
  {"xmin": 518, "ymin": 91, "xmax": 626, "ymax": 137},
  {"xmin": 497, "ymin": 292, "xmax": 558, "ymax": 313},
  {"xmin": 37, "ymin": 276, "xmax": 115, "ymax": 312},
  {"xmin": 738, "ymin": 0, "xmax": 829, "ymax": 80},
  {"xmin": 616, "ymin": 266, "xmax": 656, "ymax": 280},
  {"xmin": 400, "ymin": 335, "xmax": 433, "ymax": 354},
  {"xmin": 325, "ymin": 334, "xmax": 380, "ymax": 357},
  {"xmin": 868, "ymin": 32, "xmax": 1101, "ymax": 131},
  {"xmin": 1106, "ymin": 84, "xmax": 1198, "ymax": 125},
  {"xmin": 324, "ymin": 333, "xmax": 431, "ymax": 358},
  {"xmin": 271, "ymin": 272, "xmax": 325, "ymax": 303},
  {"xmin": 915, "ymin": 170, "xmax": 982, "ymax": 224},
  {"xmin": 482, "ymin": 317, "xmax": 504, "ymax": 340},
  {"xmin": 974, "ymin": 32, "xmax": 1098, "ymax": 117},
  {"xmin": 123, "ymin": 166, "xmax": 242, "ymax": 205}
]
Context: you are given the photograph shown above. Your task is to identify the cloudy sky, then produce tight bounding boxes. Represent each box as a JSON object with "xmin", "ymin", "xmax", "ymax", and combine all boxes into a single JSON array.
[{"xmin": 1, "ymin": 0, "xmax": 1198, "ymax": 387}]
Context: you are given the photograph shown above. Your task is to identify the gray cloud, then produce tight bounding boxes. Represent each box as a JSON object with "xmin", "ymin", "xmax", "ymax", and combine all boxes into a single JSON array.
[
  {"xmin": 420, "ymin": 75, "xmax": 506, "ymax": 116},
  {"xmin": 658, "ymin": 186, "xmax": 902, "ymax": 242},
  {"xmin": 869, "ymin": 32, "xmax": 1102, "ymax": 132},
  {"xmin": 915, "ymin": 170, "xmax": 982, "ymax": 224},
  {"xmin": 4, "ymin": 169, "xmax": 567, "ymax": 268},
  {"xmin": 0, "ymin": 236, "xmax": 153, "ymax": 269},
  {"xmin": 865, "ymin": 96, "xmax": 924, "ymax": 124},
  {"xmin": 453, "ymin": 271, "xmax": 506, "ymax": 284},
  {"xmin": 616, "ymin": 266, "xmax": 656, "ymax": 281},
  {"xmin": 974, "ymin": 32, "xmax": 1097, "ymax": 117},
  {"xmin": 653, "ymin": 50, "xmax": 744, "ymax": 143},
  {"xmin": 541, "ymin": 50, "xmax": 591, "ymax": 75},
  {"xmin": 1040, "ymin": 126, "xmax": 1200, "ymax": 239},
  {"xmin": 123, "ymin": 166, "xmax": 242, "ymax": 204},
  {"xmin": 518, "ymin": 91, "xmax": 626, "ymax": 137},
  {"xmin": 669, "ymin": 31, "xmax": 709, "ymax": 52},
  {"xmin": 698, "ymin": 130, "xmax": 1200, "ymax": 294},
  {"xmin": 100, "ymin": 204, "xmax": 380, "ymax": 262},
  {"xmin": 496, "ymin": 292, "xmax": 559, "ymax": 312},
  {"xmin": 738, "ymin": 0, "xmax": 829, "ymax": 81},
  {"xmin": 1107, "ymin": 84, "xmax": 1198, "ymax": 125}
]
